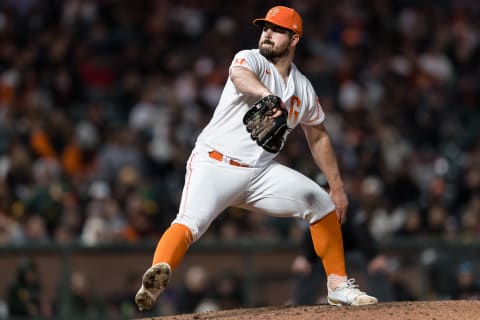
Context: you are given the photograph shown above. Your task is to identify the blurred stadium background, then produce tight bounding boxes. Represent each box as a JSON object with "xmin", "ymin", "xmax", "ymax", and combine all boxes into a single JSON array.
[{"xmin": 0, "ymin": 0, "xmax": 479, "ymax": 319}]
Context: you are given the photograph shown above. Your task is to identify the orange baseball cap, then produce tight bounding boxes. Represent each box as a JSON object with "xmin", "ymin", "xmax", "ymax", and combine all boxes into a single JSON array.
[{"xmin": 253, "ymin": 6, "xmax": 303, "ymax": 36}]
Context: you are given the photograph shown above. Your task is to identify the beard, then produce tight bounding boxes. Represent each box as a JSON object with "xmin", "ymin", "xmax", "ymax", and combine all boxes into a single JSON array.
[{"xmin": 259, "ymin": 40, "xmax": 290, "ymax": 60}]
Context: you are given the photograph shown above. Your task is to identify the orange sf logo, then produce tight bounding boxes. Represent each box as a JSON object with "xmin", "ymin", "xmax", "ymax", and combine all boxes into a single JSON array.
[{"xmin": 268, "ymin": 7, "xmax": 280, "ymax": 17}]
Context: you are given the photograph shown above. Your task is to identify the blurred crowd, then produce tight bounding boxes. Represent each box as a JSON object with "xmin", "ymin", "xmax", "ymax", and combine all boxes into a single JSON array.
[{"xmin": 1, "ymin": 0, "xmax": 480, "ymax": 318}]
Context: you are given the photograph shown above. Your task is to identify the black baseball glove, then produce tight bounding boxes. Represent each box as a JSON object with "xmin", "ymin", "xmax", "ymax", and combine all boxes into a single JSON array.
[{"xmin": 243, "ymin": 95, "xmax": 289, "ymax": 153}]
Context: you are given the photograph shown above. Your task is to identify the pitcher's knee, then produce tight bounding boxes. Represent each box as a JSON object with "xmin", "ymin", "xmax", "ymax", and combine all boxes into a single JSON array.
[
  {"xmin": 308, "ymin": 209, "xmax": 334, "ymax": 225},
  {"xmin": 171, "ymin": 215, "xmax": 209, "ymax": 242}
]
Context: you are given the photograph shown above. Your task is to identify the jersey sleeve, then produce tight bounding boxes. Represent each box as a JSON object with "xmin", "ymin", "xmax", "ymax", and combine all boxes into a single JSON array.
[
  {"xmin": 300, "ymin": 82, "xmax": 325, "ymax": 126},
  {"xmin": 229, "ymin": 50, "xmax": 263, "ymax": 75}
]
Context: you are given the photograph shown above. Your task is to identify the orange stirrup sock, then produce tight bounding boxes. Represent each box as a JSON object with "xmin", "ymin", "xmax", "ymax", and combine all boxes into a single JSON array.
[
  {"xmin": 309, "ymin": 211, "xmax": 346, "ymax": 277},
  {"xmin": 152, "ymin": 223, "xmax": 193, "ymax": 270}
]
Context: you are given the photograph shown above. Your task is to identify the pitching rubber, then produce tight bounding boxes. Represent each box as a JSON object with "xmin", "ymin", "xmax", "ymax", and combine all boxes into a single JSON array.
[{"xmin": 135, "ymin": 262, "xmax": 171, "ymax": 311}]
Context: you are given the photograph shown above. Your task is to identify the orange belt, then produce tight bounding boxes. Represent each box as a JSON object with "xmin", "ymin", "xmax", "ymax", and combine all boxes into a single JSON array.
[{"xmin": 208, "ymin": 150, "xmax": 249, "ymax": 168}]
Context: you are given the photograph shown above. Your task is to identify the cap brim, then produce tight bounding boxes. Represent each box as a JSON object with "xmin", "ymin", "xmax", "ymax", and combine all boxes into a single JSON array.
[{"xmin": 252, "ymin": 18, "xmax": 269, "ymax": 27}]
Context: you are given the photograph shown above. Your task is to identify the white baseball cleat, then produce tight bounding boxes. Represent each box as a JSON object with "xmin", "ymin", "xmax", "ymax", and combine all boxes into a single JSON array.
[
  {"xmin": 327, "ymin": 278, "xmax": 378, "ymax": 306},
  {"xmin": 135, "ymin": 262, "xmax": 171, "ymax": 311}
]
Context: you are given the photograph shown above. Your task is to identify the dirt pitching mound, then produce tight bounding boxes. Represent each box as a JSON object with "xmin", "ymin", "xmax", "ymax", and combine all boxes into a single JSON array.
[{"xmin": 138, "ymin": 300, "xmax": 480, "ymax": 320}]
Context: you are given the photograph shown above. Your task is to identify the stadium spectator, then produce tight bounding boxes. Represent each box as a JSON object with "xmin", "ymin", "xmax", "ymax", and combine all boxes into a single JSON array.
[
  {"xmin": 55, "ymin": 270, "xmax": 105, "ymax": 318},
  {"xmin": 451, "ymin": 261, "xmax": 480, "ymax": 300},
  {"xmin": 174, "ymin": 265, "xmax": 212, "ymax": 314},
  {"xmin": 6, "ymin": 258, "xmax": 52, "ymax": 318},
  {"xmin": 209, "ymin": 269, "xmax": 244, "ymax": 310}
]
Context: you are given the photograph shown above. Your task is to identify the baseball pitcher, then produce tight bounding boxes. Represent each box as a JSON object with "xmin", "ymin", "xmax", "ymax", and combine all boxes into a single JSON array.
[{"xmin": 135, "ymin": 6, "xmax": 378, "ymax": 311}]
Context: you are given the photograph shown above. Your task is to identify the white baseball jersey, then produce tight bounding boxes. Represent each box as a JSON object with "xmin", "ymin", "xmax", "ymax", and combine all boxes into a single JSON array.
[
  {"xmin": 196, "ymin": 49, "xmax": 325, "ymax": 167},
  {"xmin": 173, "ymin": 49, "xmax": 335, "ymax": 241}
]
